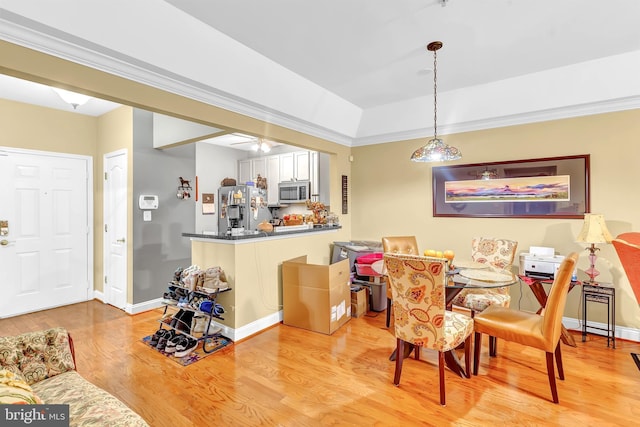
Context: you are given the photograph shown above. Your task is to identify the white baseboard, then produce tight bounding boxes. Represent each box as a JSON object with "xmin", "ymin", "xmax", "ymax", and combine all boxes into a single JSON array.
[
  {"xmin": 563, "ymin": 316, "xmax": 640, "ymax": 343},
  {"xmin": 119, "ymin": 300, "xmax": 640, "ymax": 344},
  {"xmin": 127, "ymin": 298, "xmax": 283, "ymax": 341}
]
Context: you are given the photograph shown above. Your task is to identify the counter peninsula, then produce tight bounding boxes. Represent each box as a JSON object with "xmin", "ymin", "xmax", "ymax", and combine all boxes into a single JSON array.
[{"xmin": 182, "ymin": 225, "xmax": 344, "ymax": 341}]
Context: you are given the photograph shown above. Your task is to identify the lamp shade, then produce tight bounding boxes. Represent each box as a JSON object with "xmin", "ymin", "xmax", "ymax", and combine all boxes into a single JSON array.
[{"xmin": 576, "ymin": 213, "xmax": 613, "ymax": 244}]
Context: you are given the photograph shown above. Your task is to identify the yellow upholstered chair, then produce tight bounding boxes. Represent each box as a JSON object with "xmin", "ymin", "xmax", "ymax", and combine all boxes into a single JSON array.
[
  {"xmin": 382, "ymin": 236, "xmax": 420, "ymax": 328},
  {"xmin": 473, "ymin": 252, "xmax": 578, "ymax": 404},
  {"xmin": 384, "ymin": 253, "xmax": 474, "ymax": 406},
  {"xmin": 452, "ymin": 237, "xmax": 518, "ymax": 354}
]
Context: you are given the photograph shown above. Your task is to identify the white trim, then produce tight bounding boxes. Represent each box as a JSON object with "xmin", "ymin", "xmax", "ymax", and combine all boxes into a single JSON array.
[
  {"xmin": 226, "ymin": 311, "xmax": 283, "ymax": 342},
  {"xmin": 353, "ymin": 95, "xmax": 640, "ymax": 146},
  {"xmin": 127, "ymin": 297, "xmax": 283, "ymax": 341},
  {"xmin": 563, "ymin": 316, "xmax": 639, "ymax": 344}
]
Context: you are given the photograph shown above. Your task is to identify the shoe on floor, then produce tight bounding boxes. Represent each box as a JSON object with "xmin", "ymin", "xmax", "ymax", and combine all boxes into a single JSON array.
[
  {"xmin": 164, "ymin": 333, "xmax": 183, "ymax": 354},
  {"xmin": 156, "ymin": 329, "xmax": 176, "ymax": 351},
  {"xmin": 174, "ymin": 336, "xmax": 199, "ymax": 358},
  {"xmin": 150, "ymin": 328, "xmax": 165, "ymax": 346}
]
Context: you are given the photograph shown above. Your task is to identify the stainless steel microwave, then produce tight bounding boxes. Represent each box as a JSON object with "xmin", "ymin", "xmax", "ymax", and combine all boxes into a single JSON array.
[{"xmin": 278, "ymin": 181, "xmax": 310, "ymax": 203}]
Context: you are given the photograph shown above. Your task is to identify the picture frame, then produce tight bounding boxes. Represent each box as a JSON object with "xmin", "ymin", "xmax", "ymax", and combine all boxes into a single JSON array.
[{"xmin": 432, "ymin": 154, "xmax": 590, "ymax": 218}]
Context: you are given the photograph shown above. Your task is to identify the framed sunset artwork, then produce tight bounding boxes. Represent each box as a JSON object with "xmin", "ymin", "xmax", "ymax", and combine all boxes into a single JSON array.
[{"xmin": 432, "ymin": 155, "xmax": 590, "ymax": 218}]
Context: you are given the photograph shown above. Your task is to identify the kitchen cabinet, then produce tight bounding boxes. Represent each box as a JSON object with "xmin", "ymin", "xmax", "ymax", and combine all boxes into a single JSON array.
[
  {"xmin": 266, "ymin": 155, "xmax": 280, "ymax": 205},
  {"xmin": 294, "ymin": 151, "xmax": 310, "ymax": 181},
  {"xmin": 280, "ymin": 151, "xmax": 310, "ymax": 182},
  {"xmin": 238, "ymin": 158, "xmax": 267, "ymax": 185},
  {"xmin": 239, "ymin": 149, "xmax": 324, "ymax": 205},
  {"xmin": 310, "ymin": 151, "xmax": 330, "ymax": 206},
  {"xmin": 238, "ymin": 159, "xmax": 251, "ymax": 184},
  {"xmin": 279, "ymin": 153, "xmax": 294, "ymax": 182}
]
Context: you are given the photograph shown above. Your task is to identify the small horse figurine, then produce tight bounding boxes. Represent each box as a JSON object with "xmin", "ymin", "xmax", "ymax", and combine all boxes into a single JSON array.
[{"xmin": 178, "ymin": 177, "xmax": 192, "ymax": 189}]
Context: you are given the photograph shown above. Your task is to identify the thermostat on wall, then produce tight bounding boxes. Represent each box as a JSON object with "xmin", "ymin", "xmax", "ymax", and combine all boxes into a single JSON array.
[{"xmin": 138, "ymin": 194, "xmax": 159, "ymax": 210}]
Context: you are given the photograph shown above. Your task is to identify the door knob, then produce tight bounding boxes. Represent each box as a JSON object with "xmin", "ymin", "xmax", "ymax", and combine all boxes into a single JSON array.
[
  {"xmin": 0, "ymin": 239, "xmax": 14, "ymax": 246},
  {"xmin": 116, "ymin": 238, "xmax": 126, "ymax": 243}
]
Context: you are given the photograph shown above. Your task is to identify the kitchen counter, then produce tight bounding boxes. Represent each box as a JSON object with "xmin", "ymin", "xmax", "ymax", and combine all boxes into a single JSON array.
[
  {"xmin": 182, "ymin": 224, "xmax": 341, "ymax": 242},
  {"xmin": 184, "ymin": 223, "xmax": 346, "ymax": 342}
]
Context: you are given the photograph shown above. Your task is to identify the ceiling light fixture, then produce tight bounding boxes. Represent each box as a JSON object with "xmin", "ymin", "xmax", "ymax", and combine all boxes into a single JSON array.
[
  {"xmin": 410, "ymin": 41, "xmax": 462, "ymax": 163},
  {"xmin": 52, "ymin": 87, "xmax": 91, "ymax": 110},
  {"xmin": 251, "ymin": 138, "xmax": 272, "ymax": 153}
]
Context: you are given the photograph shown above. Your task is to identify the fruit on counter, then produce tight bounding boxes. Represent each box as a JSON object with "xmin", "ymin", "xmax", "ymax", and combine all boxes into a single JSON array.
[
  {"xmin": 282, "ymin": 214, "xmax": 304, "ymax": 225},
  {"xmin": 443, "ymin": 250, "xmax": 455, "ymax": 261},
  {"xmin": 424, "ymin": 249, "xmax": 437, "ymax": 257}
]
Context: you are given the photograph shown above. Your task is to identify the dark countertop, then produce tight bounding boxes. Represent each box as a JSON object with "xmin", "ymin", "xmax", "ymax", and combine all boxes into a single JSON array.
[{"xmin": 183, "ymin": 224, "xmax": 342, "ymax": 241}]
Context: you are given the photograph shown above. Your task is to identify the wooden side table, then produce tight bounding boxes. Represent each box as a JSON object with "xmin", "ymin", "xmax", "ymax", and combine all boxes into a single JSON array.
[
  {"xmin": 519, "ymin": 275, "xmax": 578, "ymax": 347},
  {"xmin": 581, "ymin": 282, "xmax": 616, "ymax": 348}
]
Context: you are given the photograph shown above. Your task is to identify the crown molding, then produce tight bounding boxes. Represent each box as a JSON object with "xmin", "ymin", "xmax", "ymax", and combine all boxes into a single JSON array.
[
  {"xmin": 352, "ymin": 95, "xmax": 640, "ymax": 147},
  {"xmin": 2, "ymin": 10, "xmax": 639, "ymax": 151},
  {"xmin": 0, "ymin": 11, "xmax": 354, "ymax": 146}
]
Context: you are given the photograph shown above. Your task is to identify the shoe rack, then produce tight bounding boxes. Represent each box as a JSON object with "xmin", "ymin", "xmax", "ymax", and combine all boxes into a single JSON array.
[{"xmin": 159, "ymin": 282, "xmax": 231, "ymax": 353}]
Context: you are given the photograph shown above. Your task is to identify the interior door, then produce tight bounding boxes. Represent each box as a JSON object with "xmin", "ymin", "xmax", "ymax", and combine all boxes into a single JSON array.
[
  {"xmin": 103, "ymin": 150, "xmax": 128, "ymax": 310},
  {"xmin": 0, "ymin": 148, "xmax": 91, "ymax": 318}
]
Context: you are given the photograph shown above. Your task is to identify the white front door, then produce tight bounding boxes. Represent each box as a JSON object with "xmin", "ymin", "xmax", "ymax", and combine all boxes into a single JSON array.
[
  {"xmin": 103, "ymin": 150, "xmax": 128, "ymax": 310},
  {"xmin": 0, "ymin": 148, "xmax": 91, "ymax": 318}
]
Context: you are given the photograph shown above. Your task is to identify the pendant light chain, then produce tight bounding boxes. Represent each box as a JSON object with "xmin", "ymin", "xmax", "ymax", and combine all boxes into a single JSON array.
[{"xmin": 433, "ymin": 47, "xmax": 438, "ymax": 140}]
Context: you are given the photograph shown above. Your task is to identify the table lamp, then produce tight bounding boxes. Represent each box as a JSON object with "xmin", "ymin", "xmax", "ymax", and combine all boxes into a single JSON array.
[{"xmin": 576, "ymin": 213, "xmax": 613, "ymax": 283}]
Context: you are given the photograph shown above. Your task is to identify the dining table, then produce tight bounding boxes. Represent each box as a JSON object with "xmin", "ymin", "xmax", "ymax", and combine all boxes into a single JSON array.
[{"xmin": 387, "ymin": 261, "xmax": 519, "ymax": 379}]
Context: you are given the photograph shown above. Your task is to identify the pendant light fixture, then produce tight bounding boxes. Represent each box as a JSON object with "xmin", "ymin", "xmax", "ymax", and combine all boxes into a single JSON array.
[{"xmin": 410, "ymin": 41, "xmax": 462, "ymax": 162}]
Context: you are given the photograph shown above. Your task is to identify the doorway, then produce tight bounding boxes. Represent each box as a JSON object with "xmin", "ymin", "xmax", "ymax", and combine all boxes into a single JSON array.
[
  {"xmin": 103, "ymin": 149, "xmax": 128, "ymax": 310},
  {"xmin": 0, "ymin": 147, "xmax": 92, "ymax": 318}
]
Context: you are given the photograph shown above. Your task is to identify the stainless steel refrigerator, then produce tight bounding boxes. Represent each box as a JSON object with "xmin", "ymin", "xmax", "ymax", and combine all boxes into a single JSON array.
[{"xmin": 218, "ymin": 185, "xmax": 272, "ymax": 233}]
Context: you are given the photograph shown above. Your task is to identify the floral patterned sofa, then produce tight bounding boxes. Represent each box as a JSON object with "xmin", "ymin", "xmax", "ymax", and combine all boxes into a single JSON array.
[{"xmin": 0, "ymin": 327, "xmax": 148, "ymax": 427}]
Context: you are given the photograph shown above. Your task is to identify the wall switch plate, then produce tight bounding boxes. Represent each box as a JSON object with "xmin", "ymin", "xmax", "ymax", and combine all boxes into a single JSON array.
[{"xmin": 143, "ymin": 211, "xmax": 152, "ymax": 221}]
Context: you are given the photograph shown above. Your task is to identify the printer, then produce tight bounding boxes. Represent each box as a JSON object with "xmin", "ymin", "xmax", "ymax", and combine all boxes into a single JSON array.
[{"xmin": 519, "ymin": 246, "xmax": 566, "ymax": 280}]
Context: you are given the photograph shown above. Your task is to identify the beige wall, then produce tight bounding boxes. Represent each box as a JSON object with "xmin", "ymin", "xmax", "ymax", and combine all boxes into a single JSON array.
[
  {"xmin": 0, "ymin": 40, "xmax": 353, "ymax": 307},
  {"xmin": 352, "ymin": 109, "xmax": 640, "ymax": 329},
  {"xmin": 95, "ymin": 106, "xmax": 134, "ymax": 295},
  {"xmin": 3, "ymin": 39, "xmax": 637, "ymax": 332},
  {"xmin": 0, "ymin": 98, "xmax": 98, "ymax": 155}
]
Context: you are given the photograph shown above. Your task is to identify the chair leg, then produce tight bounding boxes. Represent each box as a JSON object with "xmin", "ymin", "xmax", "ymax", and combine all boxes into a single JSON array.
[
  {"xmin": 394, "ymin": 338, "xmax": 405, "ymax": 386},
  {"xmin": 545, "ymin": 351, "xmax": 559, "ymax": 404},
  {"xmin": 386, "ymin": 298, "xmax": 391, "ymax": 327},
  {"xmin": 473, "ymin": 332, "xmax": 482, "ymax": 375},
  {"xmin": 438, "ymin": 351, "xmax": 446, "ymax": 406},
  {"xmin": 464, "ymin": 334, "xmax": 472, "ymax": 378},
  {"xmin": 489, "ymin": 336, "xmax": 498, "ymax": 357},
  {"xmin": 555, "ymin": 342, "xmax": 565, "ymax": 380}
]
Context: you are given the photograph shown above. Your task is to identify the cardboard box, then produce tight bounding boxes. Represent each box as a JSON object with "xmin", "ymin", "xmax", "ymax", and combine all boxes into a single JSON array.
[
  {"xmin": 283, "ymin": 256, "xmax": 351, "ymax": 334},
  {"xmin": 351, "ymin": 287, "xmax": 368, "ymax": 318}
]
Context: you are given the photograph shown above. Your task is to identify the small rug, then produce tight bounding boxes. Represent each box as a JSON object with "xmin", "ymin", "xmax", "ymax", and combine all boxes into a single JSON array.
[{"xmin": 141, "ymin": 334, "xmax": 233, "ymax": 366}]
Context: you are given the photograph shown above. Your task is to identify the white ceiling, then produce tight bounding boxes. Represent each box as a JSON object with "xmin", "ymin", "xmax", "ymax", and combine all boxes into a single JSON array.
[{"xmin": 1, "ymin": 0, "xmax": 640, "ymax": 147}]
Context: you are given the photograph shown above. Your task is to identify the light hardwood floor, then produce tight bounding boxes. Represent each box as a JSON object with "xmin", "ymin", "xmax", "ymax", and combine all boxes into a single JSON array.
[{"xmin": 1, "ymin": 300, "xmax": 638, "ymax": 426}]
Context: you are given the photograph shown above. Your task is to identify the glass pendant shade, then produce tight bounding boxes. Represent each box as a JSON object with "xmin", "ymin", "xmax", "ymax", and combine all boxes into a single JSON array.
[{"xmin": 411, "ymin": 137, "xmax": 461, "ymax": 162}]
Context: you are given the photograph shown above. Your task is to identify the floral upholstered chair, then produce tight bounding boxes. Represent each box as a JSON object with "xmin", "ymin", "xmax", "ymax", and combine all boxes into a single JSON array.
[
  {"xmin": 451, "ymin": 237, "xmax": 518, "ymax": 355},
  {"xmin": 384, "ymin": 253, "xmax": 474, "ymax": 406},
  {"xmin": 381, "ymin": 236, "xmax": 420, "ymax": 328}
]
